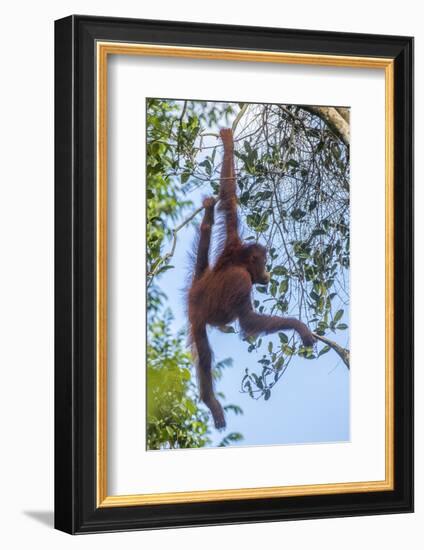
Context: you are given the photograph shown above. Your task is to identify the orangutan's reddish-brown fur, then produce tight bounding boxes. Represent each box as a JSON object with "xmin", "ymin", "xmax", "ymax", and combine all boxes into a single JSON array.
[{"xmin": 188, "ymin": 128, "xmax": 315, "ymax": 429}]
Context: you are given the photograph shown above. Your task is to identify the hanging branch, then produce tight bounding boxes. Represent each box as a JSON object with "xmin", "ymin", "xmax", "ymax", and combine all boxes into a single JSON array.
[{"xmin": 312, "ymin": 332, "xmax": 350, "ymax": 369}]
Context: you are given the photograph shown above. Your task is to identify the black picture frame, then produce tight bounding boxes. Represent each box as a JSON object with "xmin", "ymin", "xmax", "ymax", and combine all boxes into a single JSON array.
[{"xmin": 55, "ymin": 14, "xmax": 414, "ymax": 534}]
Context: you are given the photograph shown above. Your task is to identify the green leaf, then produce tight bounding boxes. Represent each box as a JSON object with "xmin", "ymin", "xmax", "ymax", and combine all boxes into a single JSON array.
[
  {"xmin": 318, "ymin": 345, "xmax": 331, "ymax": 357},
  {"xmin": 274, "ymin": 356, "xmax": 285, "ymax": 370},
  {"xmin": 291, "ymin": 208, "xmax": 307, "ymax": 221},
  {"xmin": 310, "ymin": 290, "xmax": 320, "ymax": 302},
  {"xmin": 199, "ymin": 159, "xmax": 212, "ymax": 176},
  {"xmin": 273, "ymin": 266, "xmax": 287, "ymax": 276},
  {"xmin": 218, "ymin": 325, "xmax": 236, "ymax": 334},
  {"xmin": 252, "ymin": 373, "xmax": 263, "ymax": 389},
  {"xmin": 334, "ymin": 309, "xmax": 344, "ymax": 323},
  {"xmin": 278, "ymin": 333, "xmax": 289, "ymax": 344},
  {"xmin": 279, "ymin": 279, "xmax": 288, "ymax": 294},
  {"xmin": 185, "ymin": 400, "xmax": 196, "ymax": 415},
  {"xmin": 181, "ymin": 172, "xmax": 190, "ymax": 184},
  {"xmin": 181, "ymin": 368, "xmax": 191, "ymax": 381},
  {"xmin": 258, "ymin": 190, "xmax": 273, "ymax": 200},
  {"xmin": 157, "ymin": 264, "xmax": 174, "ymax": 275}
]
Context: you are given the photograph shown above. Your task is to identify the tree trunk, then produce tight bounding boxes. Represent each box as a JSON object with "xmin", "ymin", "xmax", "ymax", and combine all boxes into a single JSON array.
[{"xmin": 335, "ymin": 107, "xmax": 350, "ymax": 124}]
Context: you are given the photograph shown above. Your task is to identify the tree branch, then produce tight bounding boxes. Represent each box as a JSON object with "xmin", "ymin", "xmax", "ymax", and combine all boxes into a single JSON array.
[
  {"xmin": 335, "ymin": 107, "xmax": 350, "ymax": 124},
  {"xmin": 301, "ymin": 106, "xmax": 350, "ymax": 147},
  {"xmin": 312, "ymin": 332, "xmax": 350, "ymax": 369},
  {"xmin": 147, "ymin": 204, "xmax": 204, "ymax": 285}
]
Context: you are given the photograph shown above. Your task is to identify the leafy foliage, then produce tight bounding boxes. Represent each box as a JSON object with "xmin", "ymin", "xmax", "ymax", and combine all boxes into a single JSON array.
[
  {"xmin": 146, "ymin": 100, "xmax": 243, "ymax": 449},
  {"xmin": 233, "ymin": 105, "xmax": 350, "ymax": 398},
  {"xmin": 146, "ymin": 99, "xmax": 193, "ymax": 292},
  {"xmin": 147, "ymin": 311, "xmax": 211, "ymax": 450},
  {"xmin": 147, "ymin": 311, "xmax": 243, "ymax": 450}
]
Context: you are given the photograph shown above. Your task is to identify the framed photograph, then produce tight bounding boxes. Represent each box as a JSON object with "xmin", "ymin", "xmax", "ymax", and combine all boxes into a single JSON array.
[{"xmin": 54, "ymin": 15, "xmax": 413, "ymax": 534}]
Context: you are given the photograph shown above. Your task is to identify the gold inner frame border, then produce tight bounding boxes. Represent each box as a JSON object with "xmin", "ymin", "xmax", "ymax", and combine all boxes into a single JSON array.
[{"xmin": 96, "ymin": 42, "xmax": 394, "ymax": 508}]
